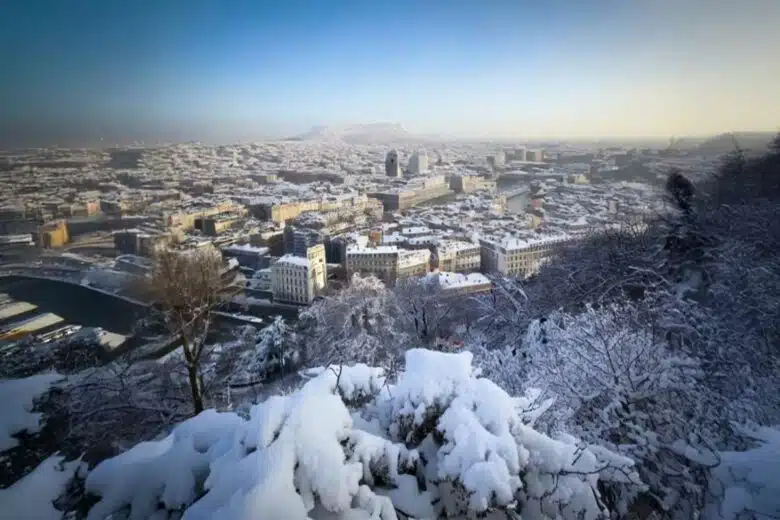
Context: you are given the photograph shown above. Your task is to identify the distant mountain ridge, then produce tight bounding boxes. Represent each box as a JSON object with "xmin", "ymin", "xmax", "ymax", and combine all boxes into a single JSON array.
[{"xmin": 286, "ymin": 123, "xmax": 427, "ymax": 144}]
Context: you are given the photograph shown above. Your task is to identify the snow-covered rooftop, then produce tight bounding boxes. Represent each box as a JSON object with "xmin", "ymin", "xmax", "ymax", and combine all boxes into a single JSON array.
[
  {"xmin": 274, "ymin": 254, "xmax": 311, "ymax": 268},
  {"xmin": 482, "ymin": 233, "xmax": 571, "ymax": 251},
  {"xmin": 346, "ymin": 245, "xmax": 400, "ymax": 255},
  {"xmin": 428, "ymin": 271, "xmax": 491, "ymax": 290},
  {"xmin": 221, "ymin": 243, "xmax": 270, "ymax": 255}
]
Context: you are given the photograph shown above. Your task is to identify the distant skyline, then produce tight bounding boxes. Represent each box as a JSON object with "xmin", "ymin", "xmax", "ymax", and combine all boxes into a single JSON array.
[{"xmin": 1, "ymin": 0, "xmax": 779, "ymax": 147}]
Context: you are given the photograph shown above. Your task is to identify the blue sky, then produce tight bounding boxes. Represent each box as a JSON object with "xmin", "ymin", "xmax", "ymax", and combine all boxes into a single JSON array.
[{"xmin": 1, "ymin": 0, "xmax": 779, "ymax": 145}]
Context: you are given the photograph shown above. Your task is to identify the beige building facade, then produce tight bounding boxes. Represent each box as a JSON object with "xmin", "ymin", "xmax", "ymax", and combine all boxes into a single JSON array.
[
  {"xmin": 271, "ymin": 244, "xmax": 327, "ymax": 304},
  {"xmin": 346, "ymin": 245, "xmax": 430, "ymax": 286}
]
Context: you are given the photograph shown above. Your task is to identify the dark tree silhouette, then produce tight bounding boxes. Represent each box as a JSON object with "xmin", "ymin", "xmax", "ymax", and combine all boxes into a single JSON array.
[{"xmin": 666, "ymin": 170, "xmax": 695, "ymax": 214}]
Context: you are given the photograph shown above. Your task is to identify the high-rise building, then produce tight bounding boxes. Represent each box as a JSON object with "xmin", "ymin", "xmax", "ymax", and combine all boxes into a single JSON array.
[
  {"xmin": 407, "ymin": 151, "xmax": 428, "ymax": 176},
  {"xmin": 385, "ymin": 150, "xmax": 401, "ymax": 178}
]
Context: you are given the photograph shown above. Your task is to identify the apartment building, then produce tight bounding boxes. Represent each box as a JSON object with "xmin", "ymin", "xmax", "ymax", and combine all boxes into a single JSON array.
[
  {"xmin": 450, "ymin": 174, "xmax": 497, "ymax": 194},
  {"xmin": 271, "ymin": 244, "xmax": 327, "ymax": 305},
  {"xmin": 479, "ymin": 234, "xmax": 570, "ymax": 278},
  {"xmin": 195, "ymin": 212, "xmax": 245, "ymax": 236},
  {"xmin": 436, "ymin": 240, "xmax": 481, "ymax": 273},
  {"xmin": 113, "ymin": 228, "xmax": 174, "ymax": 257},
  {"xmin": 369, "ymin": 175, "xmax": 452, "ymax": 211},
  {"xmin": 165, "ymin": 201, "xmax": 240, "ymax": 231},
  {"xmin": 346, "ymin": 245, "xmax": 430, "ymax": 286}
]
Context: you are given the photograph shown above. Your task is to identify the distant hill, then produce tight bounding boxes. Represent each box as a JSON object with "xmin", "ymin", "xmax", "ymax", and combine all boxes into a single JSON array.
[
  {"xmin": 286, "ymin": 123, "xmax": 426, "ymax": 145},
  {"xmin": 696, "ymin": 132, "xmax": 776, "ymax": 155}
]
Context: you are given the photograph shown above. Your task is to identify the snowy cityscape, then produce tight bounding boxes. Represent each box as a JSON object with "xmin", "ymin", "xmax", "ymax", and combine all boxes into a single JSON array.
[
  {"xmin": 2, "ymin": 0, "xmax": 780, "ymax": 518},
  {"xmin": 1, "ymin": 128, "xmax": 778, "ymax": 520}
]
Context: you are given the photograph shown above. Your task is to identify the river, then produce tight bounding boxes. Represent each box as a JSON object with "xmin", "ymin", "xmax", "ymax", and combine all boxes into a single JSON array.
[
  {"xmin": 498, "ymin": 180, "xmax": 531, "ymax": 213},
  {"xmin": 0, "ymin": 276, "xmax": 145, "ymax": 335}
]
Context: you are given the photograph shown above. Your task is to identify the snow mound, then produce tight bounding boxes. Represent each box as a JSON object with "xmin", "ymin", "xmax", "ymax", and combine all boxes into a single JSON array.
[
  {"xmin": 84, "ymin": 349, "xmax": 638, "ymax": 520},
  {"xmin": 0, "ymin": 373, "xmax": 62, "ymax": 451},
  {"xmin": 0, "ymin": 455, "xmax": 82, "ymax": 520},
  {"xmin": 709, "ymin": 426, "xmax": 780, "ymax": 519}
]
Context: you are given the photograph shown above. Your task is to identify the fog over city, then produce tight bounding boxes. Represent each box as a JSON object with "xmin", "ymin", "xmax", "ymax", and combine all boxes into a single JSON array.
[{"xmin": 1, "ymin": 1, "xmax": 779, "ymax": 520}]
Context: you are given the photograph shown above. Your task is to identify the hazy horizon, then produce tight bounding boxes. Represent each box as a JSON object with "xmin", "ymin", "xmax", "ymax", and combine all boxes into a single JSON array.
[{"xmin": 2, "ymin": 0, "xmax": 779, "ymax": 148}]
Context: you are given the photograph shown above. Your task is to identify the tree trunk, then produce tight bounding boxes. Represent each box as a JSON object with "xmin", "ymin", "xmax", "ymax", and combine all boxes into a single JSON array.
[{"xmin": 187, "ymin": 362, "xmax": 204, "ymax": 415}]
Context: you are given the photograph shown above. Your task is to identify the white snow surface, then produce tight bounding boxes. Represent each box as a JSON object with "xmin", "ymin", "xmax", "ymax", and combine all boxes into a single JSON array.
[
  {"xmin": 0, "ymin": 373, "xmax": 62, "ymax": 451},
  {"xmin": 83, "ymin": 349, "xmax": 639, "ymax": 520},
  {"xmin": 708, "ymin": 426, "xmax": 780, "ymax": 519},
  {"xmin": 0, "ymin": 455, "xmax": 82, "ymax": 520}
]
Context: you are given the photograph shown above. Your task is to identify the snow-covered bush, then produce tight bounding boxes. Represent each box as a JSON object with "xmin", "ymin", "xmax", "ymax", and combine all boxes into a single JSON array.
[
  {"xmin": 83, "ymin": 349, "xmax": 638, "ymax": 520},
  {"xmin": 227, "ymin": 316, "xmax": 300, "ymax": 384},
  {"xmin": 526, "ymin": 303, "xmax": 717, "ymax": 517}
]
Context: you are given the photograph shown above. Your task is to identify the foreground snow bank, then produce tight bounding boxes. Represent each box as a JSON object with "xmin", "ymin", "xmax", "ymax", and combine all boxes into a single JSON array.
[
  {"xmin": 0, "ymin": 373, "xmax": 62, "ymax": 451},
  {"xmin": 0, "ymin": 455, "xmax": 82, "ymax": 520},
  {"xmin": 84, "ymin": 349, "xmax": 639, "ymax": 520},
  {"xmin": 708, "ymin": 426, "xmax": 780, "ymax": 519}
]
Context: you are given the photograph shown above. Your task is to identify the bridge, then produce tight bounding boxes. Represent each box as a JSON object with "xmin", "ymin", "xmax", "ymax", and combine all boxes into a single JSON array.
[{"xmin": 0, "ymin": 267, "xmax": 150, "ymax": 308}]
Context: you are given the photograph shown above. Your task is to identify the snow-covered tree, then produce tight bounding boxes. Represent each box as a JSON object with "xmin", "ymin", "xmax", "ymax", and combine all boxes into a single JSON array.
[
  {"xmin": 393, "ymin": 277, "xmax": 450, "ymax": 346},
  {"xmin": 299, "ymin": 274, "xmax": 408, "ymax": 368},
  {"xmin": 525, "ymin": 303, "xmax": 718, "ymax": 517},
  {"xmin": 226, "ymin": 316, "xmax": 300, "ymax": 385},
  {"xmin": 81, "ymin": 349, "xmax": 639, "ymax": 520}
]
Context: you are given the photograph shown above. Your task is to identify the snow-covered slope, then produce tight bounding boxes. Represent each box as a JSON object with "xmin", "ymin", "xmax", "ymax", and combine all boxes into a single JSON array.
[{"xmin": 0, "ymin": 373, "xmax": 62, "ymax": 451}]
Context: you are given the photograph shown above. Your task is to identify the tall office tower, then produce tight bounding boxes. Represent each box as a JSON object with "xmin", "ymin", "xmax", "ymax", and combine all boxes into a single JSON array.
[
  {"xmin": 408, "ymin": 151, "xmax": 428, "ymax": 176},
  {"xmin": 385, "ymin": 150, "xmax": 401, "ymax": 178}
]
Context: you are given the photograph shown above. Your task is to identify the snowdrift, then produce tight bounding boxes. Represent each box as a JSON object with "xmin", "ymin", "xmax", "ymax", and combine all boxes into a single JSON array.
[{"xmin": 84, "ymin": 349, "xmax": 639, "ymax": 520}]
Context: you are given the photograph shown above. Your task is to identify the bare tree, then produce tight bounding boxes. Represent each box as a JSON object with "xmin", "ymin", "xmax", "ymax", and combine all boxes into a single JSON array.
[{"xmin": 138, "ymin": 247, "xmax": 236, "ymax": 414}]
